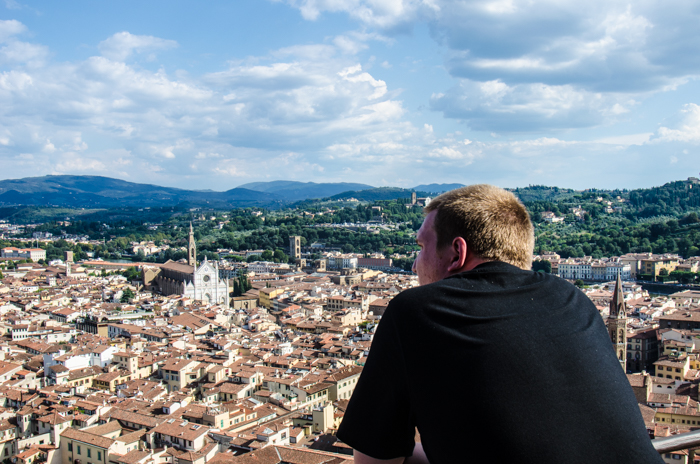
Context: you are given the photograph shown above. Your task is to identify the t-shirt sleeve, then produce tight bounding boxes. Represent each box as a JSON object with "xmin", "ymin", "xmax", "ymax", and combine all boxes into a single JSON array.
[{"xmin": 336, "ymin": 302, "xmax": 416, "ymax": 459}]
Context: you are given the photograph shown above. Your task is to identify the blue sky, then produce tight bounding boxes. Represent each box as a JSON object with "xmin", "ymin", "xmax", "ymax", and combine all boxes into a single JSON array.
[{"xmin": 1, "ymin": 0, "xmax": 699, "ymax": 191}]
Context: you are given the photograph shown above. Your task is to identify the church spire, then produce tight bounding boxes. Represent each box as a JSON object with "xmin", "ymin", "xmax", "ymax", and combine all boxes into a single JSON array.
[
  {"xmin": 188, "ymin": 221, "xmax": 196, "ymax": 268},
  {"xmin": 610, "ymin": 273, "xmax": 626, "ymax": 318}
]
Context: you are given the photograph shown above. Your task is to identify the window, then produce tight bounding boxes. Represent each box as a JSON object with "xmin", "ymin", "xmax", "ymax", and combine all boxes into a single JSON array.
[
  {"xmin": 77, "ymin": 445, "xmax": 81, "ymax": 455},
  {"xmin": 87, "ymin": 449, "xmax": 91, "ymax": 458},
  {"xmin": 97, "ymin": 452, "xmax": 101, "ymax": 460},
  {"xmin": 68, "ymin": 443, "xmax": 73, "ymax": 452}
]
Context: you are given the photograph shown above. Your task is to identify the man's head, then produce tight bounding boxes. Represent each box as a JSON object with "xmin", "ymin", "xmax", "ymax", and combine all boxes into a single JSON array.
[{"xmin": 412, "ymin": 184, "xmax": 534, "ymax": 285}]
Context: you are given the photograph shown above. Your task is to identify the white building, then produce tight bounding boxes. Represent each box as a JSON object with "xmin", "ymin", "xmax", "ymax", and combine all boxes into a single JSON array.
[
  {"xmin": 1, "ymin": 247, "xmax": 46, "ymax": 261},
  {"xmin": 558, "ymin": 258, "xmax": 631, "ymax": 281}
]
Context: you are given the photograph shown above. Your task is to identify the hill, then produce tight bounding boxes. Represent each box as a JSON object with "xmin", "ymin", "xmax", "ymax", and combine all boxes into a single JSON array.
[
  {"xmin": 0, "ymin": 175, "xmax": 283, "ymax": 209},
  {"xmin": 238, "ymin": 180, "xmax": 374, "ymax": 201},
  {"xmin": 329, "ymin": 187, "xmax": 430, "ymax": 202},
  {"xmin": 411, "ymin": 183, "xmax": 465, "ymax": 194}
]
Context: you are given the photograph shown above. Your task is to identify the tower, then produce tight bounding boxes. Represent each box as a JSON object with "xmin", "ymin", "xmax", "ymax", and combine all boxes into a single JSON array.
[
  {"xmin": 65, "ymin": 250, "xmax": 73, "ymax": 278},
  {"xmin": 290, "ymin": 236, "xmax": 301, "ymax": 260},
  {"xmin": 188, "ymin": 222, "xmax": 196, "ymax": 267},
  {"xmin": 608, "ymin": 273, "xmax": 627, "ymax": 372}
]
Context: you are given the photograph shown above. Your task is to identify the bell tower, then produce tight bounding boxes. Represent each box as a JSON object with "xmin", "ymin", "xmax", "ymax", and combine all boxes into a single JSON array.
[
  {"xmin": 608, "ymin": 273, "xmax": 627, "ymax": 372},
  {"xmin": 188, "ymin": 222, "xmax": 196, "ymax": 268}
]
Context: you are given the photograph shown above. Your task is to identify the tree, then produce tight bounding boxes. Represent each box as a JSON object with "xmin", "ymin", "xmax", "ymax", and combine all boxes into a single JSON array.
[
  {"xmin": 532, "ymin": 260, "xmax": 552, "ymax": 273},
  {"xmin": 273, "ymin": 249, "xmax": 288, "ymax": 263},
  {"xmin": 574, "ymin": 279, "xmax": 585, "ymax": 288},
  {"xmin": 120, "ymin": 288, "xmax": 135, "ymax": 303},
  {"xmin": 123, "ymin": 267, "xmax": 141, "ymax": 281},
  {"xmin": 233, "ymin": 270, "xmax": 252, "ymax": 297}
]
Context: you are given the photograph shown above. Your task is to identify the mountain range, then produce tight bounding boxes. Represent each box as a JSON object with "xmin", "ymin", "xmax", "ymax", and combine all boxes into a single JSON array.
[{"xmin": 0, "ymin": 175, "xmax": 462, "ymax": 208}]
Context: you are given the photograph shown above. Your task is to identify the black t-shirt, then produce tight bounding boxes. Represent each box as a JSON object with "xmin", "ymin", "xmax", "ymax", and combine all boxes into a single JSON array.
[{"xmin": 337, "ymin": 262, "xmax": 663, "ymax": 463}]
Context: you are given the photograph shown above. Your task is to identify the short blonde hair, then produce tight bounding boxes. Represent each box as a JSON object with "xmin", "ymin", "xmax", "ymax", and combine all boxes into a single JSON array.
[{"xmin": 424, "ymin": 184, "xmax": 534, "ymax": 270}]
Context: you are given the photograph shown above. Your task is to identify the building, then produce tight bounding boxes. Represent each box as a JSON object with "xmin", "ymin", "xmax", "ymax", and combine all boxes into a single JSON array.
[
  {"xmin": 151, "ymin": 225, "xmax": 230, "ymax": 307},
  {"xmin": 1, "ymin": 247, "xmax": 46, "ymax": 261},
  {"xmin": 326, "ymin": 254, "xmax": 358, "ymax": 270},
  {"xmin": 608, "ymin": 274, "xmax": 627, "ymax": 372},
  {"xmin": 640, "ymin": 256, "xmax": 680, "ymax": 279},
  {"xmin": 357, "ymin": 257, "xmax": 393, "ymax": 270},
  {"xmin": 558, "ymin": 258, "xmax": 631, "ymax": 281},
  {"xmin": 289, "ymin": 236, "xmax": 301, "ymax": 259},
  {"xmin": 626, "ymin": 328, "xmax": 659, "ymax": 373}
]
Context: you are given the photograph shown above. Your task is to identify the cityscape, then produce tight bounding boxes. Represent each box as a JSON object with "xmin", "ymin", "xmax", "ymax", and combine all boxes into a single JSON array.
[
  {"xmin": 0, "ymin": 174, "xmax": 698, "ymax": 462},
  {"xmin": 3, "ymin": 0, "xmax": 700, "ymax": 461}
]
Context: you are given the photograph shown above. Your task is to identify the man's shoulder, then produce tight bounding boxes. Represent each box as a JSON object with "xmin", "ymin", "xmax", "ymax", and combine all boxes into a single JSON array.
[{"xmin": 391, "ymin": 262, "xmax": 580, "ymax": 307}]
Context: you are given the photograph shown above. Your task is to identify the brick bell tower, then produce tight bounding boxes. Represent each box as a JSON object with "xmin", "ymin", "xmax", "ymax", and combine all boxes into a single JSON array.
[{"xmin": 608, "ymin": 273, "xmax": 628, "ymax": 372}]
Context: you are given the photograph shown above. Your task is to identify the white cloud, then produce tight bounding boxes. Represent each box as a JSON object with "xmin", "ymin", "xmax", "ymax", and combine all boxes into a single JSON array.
[
  {"xmin": 54, "ymin": 155, "xmax": 107, "ymax": 173},
  {"xmin": 281, "ymin": 0, "xmax": 700, "ymax": 133},
  {"xmin": 0, "ymin": 28, "xmax": 423, "ymax": 187},
  {"xmin": 278, "ymin": 0, "xmax": 436, "ymax": 28},
  {"xmin": 2, "ymin": 16, "xmax": 698, "ymax": 190},
  {"xmin": 430, "ymin": 79, "xmax": 616, "ymax": 132},
  {"xmin": 0, "ymin": 19, "xmax": 25, "ymax": 42},
  {"xmin": 656, "ymin": 104, "xmax": 700, "ymax": 143},
  {"xmin": 594, "ymin": 133, "xmax": 653, "ymax": 146},
  {"xmin": 0, "ymin": 20, "xmax": 48, "ymax": 66},
  {"xmin": 98, "ymin": 32, "xmax": 178, "ymax": 61}
]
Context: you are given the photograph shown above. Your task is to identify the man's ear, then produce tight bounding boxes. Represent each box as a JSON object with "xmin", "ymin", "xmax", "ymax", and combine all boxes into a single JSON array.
[{"xmin": 446, "ymin": 237, "xmax": 468, "ymax": 273}]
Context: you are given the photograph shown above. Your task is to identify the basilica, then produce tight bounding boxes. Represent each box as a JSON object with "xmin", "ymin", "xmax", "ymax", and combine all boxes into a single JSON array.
[{"xmin": 154, "ymin": 223, "xmax": 230, "ymax": 307}]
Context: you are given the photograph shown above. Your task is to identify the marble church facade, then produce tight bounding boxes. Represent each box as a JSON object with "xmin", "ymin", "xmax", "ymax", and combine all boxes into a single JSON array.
[{"xmin": 153, "ymin": 223, "xmax": 230, "ymax": 307}]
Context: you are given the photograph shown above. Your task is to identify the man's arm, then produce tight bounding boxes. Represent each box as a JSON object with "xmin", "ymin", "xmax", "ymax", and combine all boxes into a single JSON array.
[{"xmin": 354, "ymin": 443, "xmax": 430, "ymax": 464}]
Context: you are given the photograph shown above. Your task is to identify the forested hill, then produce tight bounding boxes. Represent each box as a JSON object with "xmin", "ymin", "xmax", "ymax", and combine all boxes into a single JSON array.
[
  {"xmin": 522, "ymin": 178, "xmax": 700, "ymax": 260},
  {"xmin": 3, "ymin": 178, "xmax": 700, "ymax": 271},
  {"xmin": 629, "ymin": 180, "xmax": 700, "ymax": 217},
  {"xmin": 510, "ymin": 185, "xmax": 578, "ymax": 202}
]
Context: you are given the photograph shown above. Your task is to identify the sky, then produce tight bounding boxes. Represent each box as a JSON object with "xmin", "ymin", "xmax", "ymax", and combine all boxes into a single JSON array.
[{"xmin": 1, "ymin": 0, "xmax": 699, "ymax": 191}]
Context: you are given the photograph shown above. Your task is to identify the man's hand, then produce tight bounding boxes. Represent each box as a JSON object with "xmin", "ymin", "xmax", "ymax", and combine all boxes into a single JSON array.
[{"xmin": 353, "ymin": 443, "xmax": 430, "ymax": 464}]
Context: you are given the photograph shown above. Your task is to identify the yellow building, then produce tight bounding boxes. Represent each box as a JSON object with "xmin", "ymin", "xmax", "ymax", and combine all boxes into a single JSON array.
[
  {"xmin": 641, "ymin": 257, "xmax": 680, "ymax": 278},
  {"xmin": 655, "ymin": 406, "xmax": 700, "ymax": 427},
  {"xmin": 160, "ymin": 359, "xmax": 201, "ymax": 392},
  {"xmin": 93, "ymin": 369, "xmax": 132, "ymax": 393},
  {"xmin": 67, "ymin": 366, "xmax": 103, "ymax": 393},
  {"xmin": 259, "ymin": 287, "xmax": 284, "ymax": 310}
]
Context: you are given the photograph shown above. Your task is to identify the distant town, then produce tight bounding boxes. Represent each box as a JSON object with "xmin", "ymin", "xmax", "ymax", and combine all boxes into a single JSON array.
[{"xmin": 0, "ymin": 178, "xmax": 699, "ymax": 462}]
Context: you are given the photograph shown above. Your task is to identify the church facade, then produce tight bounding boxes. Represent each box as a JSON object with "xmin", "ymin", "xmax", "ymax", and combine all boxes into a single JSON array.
[{"xmin": 153, "ymin": 223, "xmax": 230, "ymax": 307}]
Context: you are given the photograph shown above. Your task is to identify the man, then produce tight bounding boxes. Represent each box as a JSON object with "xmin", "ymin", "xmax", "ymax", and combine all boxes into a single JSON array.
[{"xmin": 337, "ymin": 185, "xmax": 662, "ymax": 464}]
